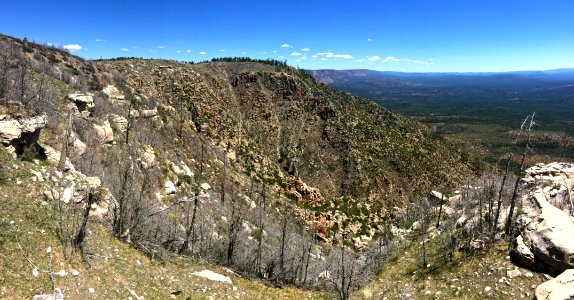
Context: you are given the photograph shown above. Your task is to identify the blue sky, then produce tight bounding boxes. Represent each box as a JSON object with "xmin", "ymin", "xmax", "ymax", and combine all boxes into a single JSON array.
[{"xmin": 1, "ymin": 0, "xmax": 573, "ymax": 72}]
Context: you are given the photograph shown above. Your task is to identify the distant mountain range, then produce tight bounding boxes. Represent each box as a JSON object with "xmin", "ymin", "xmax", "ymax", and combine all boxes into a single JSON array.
[{"xmin": 308, "ymin": 68, "xmax": 574, "ymax": 87}]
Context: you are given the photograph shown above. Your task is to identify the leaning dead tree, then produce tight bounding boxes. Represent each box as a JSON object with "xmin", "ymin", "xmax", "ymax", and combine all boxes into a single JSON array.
[{"xmin": 505, "ymin": 112, "xmax": 535, "ymax": 235}]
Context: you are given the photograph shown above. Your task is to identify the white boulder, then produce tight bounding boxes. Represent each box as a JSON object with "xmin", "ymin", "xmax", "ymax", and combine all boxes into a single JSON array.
[
  {"xmin": 165, "ymin": 180, "xmax": 176, "ymax": 195},
  {"xmin": 191, "ymin": 270, "xmax": 233, "ymax": 284},
  {"xmin": 102, "ymin": 85, "xmax": 125, "ymax": 101},
  {"xmin": 535, "ymin": 269, "xmax": 574, "ymax": 300}
]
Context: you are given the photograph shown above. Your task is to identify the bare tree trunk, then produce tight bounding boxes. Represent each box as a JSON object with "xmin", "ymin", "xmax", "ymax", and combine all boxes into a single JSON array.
[
  {"xmin": 505, "ymin": 113, "xmax": 535, "ymax": 234},
  {"xmin": 436, "ymin": 193, "xmax": 444, "ymax": 228},
  {"xmin": 58, "ymin": 112, "xmax": 72, "ymax": 171},
  {"xmin": 278, "ymin": 201, "xmax": 288, "ymax": 284},
  {"xmin": 73, "ymin": 189, "xmax": 97, "ymax": 251}
]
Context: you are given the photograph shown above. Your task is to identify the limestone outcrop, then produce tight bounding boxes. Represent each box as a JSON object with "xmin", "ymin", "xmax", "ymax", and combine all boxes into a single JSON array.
[
  {"xmin": 513, "ymin": 163, "xmax": 574, "ymax": 275},
  {"xmin": 286, "ymin": 176, "xmax": 324, "ymax": 207},
  {"xmin": 0, "ymin": 114, "xmax": 47, "ymax": 157},
  {"xmin": 102, "ymin": 85, "xmax": 125, "ymax": 102},
  {"xmin": 67, "ymin": 93, "xmax": 94, "ymax": 116}
]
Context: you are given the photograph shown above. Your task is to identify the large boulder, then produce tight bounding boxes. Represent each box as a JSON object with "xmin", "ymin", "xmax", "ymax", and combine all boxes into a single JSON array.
[
  {"xmin": 519, "ymin": 191, "xmax": 574, "ymax": 274},
  {"xmin": 535, "ymin": 269, "xmax": 574, "ymax": 300},
  {"xmin": 514, "ymin": 163, "xmax": 574, "ymax": 275},
  {"xmin": 109, "ymin": 114, "xmax": 128, "ymax": 133},
  {"xmin": 93, "ymin": 121, "xmax": 114, "ymax": 144}
]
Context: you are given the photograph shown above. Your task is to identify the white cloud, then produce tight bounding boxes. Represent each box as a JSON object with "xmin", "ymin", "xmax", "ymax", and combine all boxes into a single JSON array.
[
  {"xmin": 317, "ymin": 52, "xmax": 353, "ymax": 59},
  {"xmin": 383, "ymin": 56, "xmax": 401, "ymax": 62},
  {"xmin": 321, "ymin": 58, "xmax": 328, "ymax": 61},
  {"xmin": 148, "ymin": 49, "xmax": 157, "ymax": 53},
  {"xmin": 157, "ymin": 45, "xmax": 167, "ymax": 49},
  {"xmin": 311, "ymin": 55, "xmax": 318, "ymax": 58},
  {"xmin": 367, "ymin": 38, "xmax": 373, "ymax": 42},
  {"xmin": 120, "ymin": 48, "xmax": 129, "ymax": 52},
  {"xmin": 273, "ymin": 50, "xmax": 278, "ymax": 53},
  {"xmin": 333, "ymin": 54, "xmax": 353, "ymax": 59},
  {"xmin": 63, "ymin": 44, "xmax": 82, "ymax": 52},
  {"xmin": 186, "ymin": 50, "xmax": 192, "ymax": 53},
  {"xmin": 281, "ymin": 43, "xmax": 290, "ymax": 48},
  {"xmin": 47, "ymin": 43, "xmax": 53, "ymax": 47},
  {"xmin": 219, "ymin": 49, "xmax": 225, "ymax": 52},
  {"xmin": 242, "ymin": 51, "xmax": 247, "ymax": 55},
  {"xmin": 368, "ymin": 55, "xmax": 380, "ymax": 61},
  {"xmin": 95, "ymin": 39, "xmax": 105, "ymax": 42},
  {"xmin": 199, "ymin": 51, "xmax": 206, "ymax": 55},
  {"xmin": 301, "ymin": 48, "xmax": 310, "ymax": 51},
  {"xmin": 176, "ymin": 50, "xmax": 182, "ymax": 53},
  {"xmin": 381, "ymin": 56, "xmax": 433, "ymax": 65},
  {"xmin": 291, "ymin": 52, "xmax": 302, "ymax": 56}
]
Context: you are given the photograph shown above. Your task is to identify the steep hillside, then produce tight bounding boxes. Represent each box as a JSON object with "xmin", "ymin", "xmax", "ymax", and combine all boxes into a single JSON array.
[
  {"xmin": 110, "ymin": 58, "xmax": 468, "ymax": 202},
  {"xmin": 0, "ymin": 33, "xmax": 470, "ymax": 298}
]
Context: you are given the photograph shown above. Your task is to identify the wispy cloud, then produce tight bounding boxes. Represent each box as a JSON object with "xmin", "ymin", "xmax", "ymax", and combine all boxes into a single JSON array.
[
  {"xmin": 157, "ymin": 45, "xmax": 167, "ymax": 49},
  {"xmin": 199, "ymin": 51, "xmax": 206, "ymax": 55},
  {"xmin": 301, "ymin": 48, "xmax": 310, "ymax": 51},
  {"xmin": 368, "ymin": 55, "xmax": 380, "ymax": 61},
  {"xmin": 176, "ymin": 50, "xmax": 182, "ymax": 53},
  {"xmin": 367, "ymin": 38, "xmax": 373, "ymax": 42},
  {"xmin": 148, "ymin": 49, "xmax": 157, "ymax": 53},
  {"xmin": 219, "ymin": 49, "xmax": 225, "ymax": 52},
  {"xmin": 281, "ymin": 43, "xmax": 290, "ymax": 48},
  {"xmin": 382, "ymin": 56, "xmax": 434, "ymax": 65},
  {"xmin": 95, "ymin": 39, "xmax": 105, "ymax": 42},
  {"xmin": 120, "ymin": 48, "xmax": 129, "ymax": 52},
  {"xmin": 296, "ymin": 54, "xmax": 308, "ymax": 62},
  {"xmin": 317, "ymin": 52, "xmax": 353, "ymax": 59},
  {"xmin": 63, "ymin": 44, "xmax": 82, "ymax": 52},
  {"xmin": 186, "ymin": 50, "xmax": 192, "ymax": 53},
  {"xmin": 383, "ymin": 56, "xmax": 401, "ymax": 62},
  {"xmin": 291, "ymin": 52, "xmax": 302, "ymax": 56},
  {"xmin": 242, "ymin": 51, "xmax": 247, "ymax": 55}
]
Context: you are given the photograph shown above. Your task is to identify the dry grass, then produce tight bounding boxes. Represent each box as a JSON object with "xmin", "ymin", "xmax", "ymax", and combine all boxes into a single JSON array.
[
  {"xmin": 0, "ymin": 150, "xmax": 323, "ymax": 299},
  {"xmin": 356, "ymin": 240, "xmax": 545, "ymax": 299}
]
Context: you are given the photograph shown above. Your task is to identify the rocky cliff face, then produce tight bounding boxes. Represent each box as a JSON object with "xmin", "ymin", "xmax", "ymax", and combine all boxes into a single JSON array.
[{"xmin": 505, "ymin": 163, "xmax": 574, "ymax": 299}]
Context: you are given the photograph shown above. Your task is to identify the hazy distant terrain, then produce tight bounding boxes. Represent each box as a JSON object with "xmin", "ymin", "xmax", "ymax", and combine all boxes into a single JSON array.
[{"xmin": 310, "ymin": 69, "xmax": 574, "ymax": 164}]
